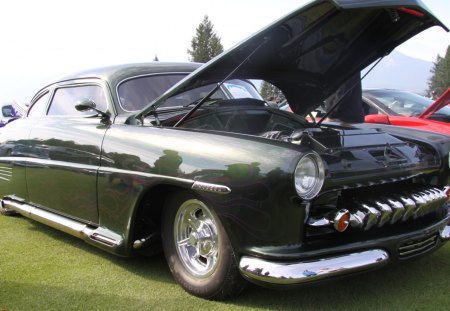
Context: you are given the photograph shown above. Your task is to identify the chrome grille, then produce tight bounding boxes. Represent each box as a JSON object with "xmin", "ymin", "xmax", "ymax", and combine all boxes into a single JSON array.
[
  {"xmin": 398, "ymin": 233, "xmax": 438, "ymax": 258},
  {"xmin": 349, "ymin": 187, "xmax": 447, "ymax": 230}
]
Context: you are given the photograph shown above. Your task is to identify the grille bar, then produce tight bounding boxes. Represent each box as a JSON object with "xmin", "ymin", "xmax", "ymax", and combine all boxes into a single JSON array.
[
  {"xmin": 349, "ymin": 186, "xmax": 447, "ymax": 230},
  {"xmin": 398, "ymin": 234, "xmax": 438, "ymax": 258}
]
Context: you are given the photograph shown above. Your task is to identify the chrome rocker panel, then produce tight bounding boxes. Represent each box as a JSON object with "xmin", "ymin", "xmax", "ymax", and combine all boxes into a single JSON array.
[{"xmin": 1, "ymin": 198, "xmax": 123, "ymax": 251}]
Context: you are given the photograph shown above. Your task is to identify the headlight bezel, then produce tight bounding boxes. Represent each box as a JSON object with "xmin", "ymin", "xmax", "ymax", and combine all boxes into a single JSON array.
[{"xmin": 294, "ymin": 152, "xmax": 325, "ymax": 200}]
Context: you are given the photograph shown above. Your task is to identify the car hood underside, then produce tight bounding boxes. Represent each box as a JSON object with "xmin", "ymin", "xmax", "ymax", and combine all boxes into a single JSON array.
[{"xmin": 138, "ymin": 0, "xmax": 447, "ymax": 119}]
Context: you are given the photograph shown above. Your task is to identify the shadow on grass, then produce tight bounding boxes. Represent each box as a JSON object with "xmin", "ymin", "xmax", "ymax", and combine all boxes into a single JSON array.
[
  {"xmin": 7, "ymin": 216, "xmax": 450, "ymax": 310},
  {"xmin": 21, "ymin": 217, "xmax": 175, "ymax": 284}
]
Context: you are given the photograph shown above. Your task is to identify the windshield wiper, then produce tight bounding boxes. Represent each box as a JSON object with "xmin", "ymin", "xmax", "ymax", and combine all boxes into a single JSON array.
[{"xmin": 183, "ymin": 97, "xmax": 219, "ymax": 107}]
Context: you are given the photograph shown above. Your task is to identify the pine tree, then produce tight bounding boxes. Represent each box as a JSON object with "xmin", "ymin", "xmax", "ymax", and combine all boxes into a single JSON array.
[
  {"xmin": 427, "ymin": 45, "xmax": 450, "ymax": 97},
  {"xmin": 260, "ymin": 81, "xmax": 285, "ymax": 103},
  {"xmin": 187, "ymin": 15, "xmax": 224, "ymax": 63}
]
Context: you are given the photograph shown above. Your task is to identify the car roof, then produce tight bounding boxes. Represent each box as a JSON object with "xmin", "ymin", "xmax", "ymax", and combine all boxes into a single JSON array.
[
  {"xmin": 31, "ymin": 62, "xmax": 203, "ymax": 100},
  {"xmin": 59, "ymin": 62, "xmax": 203, "ymax": 86}
]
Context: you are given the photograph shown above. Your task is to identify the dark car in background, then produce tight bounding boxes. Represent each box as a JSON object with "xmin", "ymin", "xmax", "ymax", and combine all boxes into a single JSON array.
[{"xmin": 1, "ymin": 0, "xmax": 449, "ymax": 300}]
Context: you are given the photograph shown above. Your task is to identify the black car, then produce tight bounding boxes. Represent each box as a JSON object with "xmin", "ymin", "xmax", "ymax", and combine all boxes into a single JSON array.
[{"xmin": 1, "ymin": 0, "xmax": 449, "ymax": 300}]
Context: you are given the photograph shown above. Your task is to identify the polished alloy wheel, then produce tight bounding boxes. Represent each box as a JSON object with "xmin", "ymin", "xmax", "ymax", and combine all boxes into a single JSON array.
[{"xmin": 174, "ymin": 199, "xmax": 220, "ymax": 277}]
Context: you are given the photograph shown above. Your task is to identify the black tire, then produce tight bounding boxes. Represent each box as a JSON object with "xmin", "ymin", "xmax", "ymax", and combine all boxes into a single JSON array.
[{"xmin": 161, "ymin": 191, "xmax": 246, "ymax": 300}]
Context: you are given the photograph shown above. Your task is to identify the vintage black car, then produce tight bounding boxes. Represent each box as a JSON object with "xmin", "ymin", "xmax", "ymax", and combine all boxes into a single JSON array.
[{"xmin": 1, "ymin": 0, "xmax": 449, "ymax": 300}]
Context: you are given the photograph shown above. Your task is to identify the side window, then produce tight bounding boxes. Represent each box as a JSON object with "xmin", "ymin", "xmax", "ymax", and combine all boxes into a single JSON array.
[
  {"xmin": 47, "ymin": 85, "xmax": 107, "ymax": 116},
  {"xmin": 28, "ymin": 92, "xmax": 50, "ymax": 117}
]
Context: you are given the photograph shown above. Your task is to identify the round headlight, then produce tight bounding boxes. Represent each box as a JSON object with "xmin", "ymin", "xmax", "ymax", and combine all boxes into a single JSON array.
[{"xmin": 294, "ymin": 152, "xmax": 325, "ymax": 200}]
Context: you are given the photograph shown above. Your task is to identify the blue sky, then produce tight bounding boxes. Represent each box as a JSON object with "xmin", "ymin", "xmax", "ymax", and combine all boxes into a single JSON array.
[{"xmin": 1, "ymin": 0, "xmax": 449, "ymax": 103}]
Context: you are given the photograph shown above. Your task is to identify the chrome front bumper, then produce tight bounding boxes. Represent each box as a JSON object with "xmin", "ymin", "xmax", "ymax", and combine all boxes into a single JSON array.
[
  {"xmin": 240, "ymin": 223, "xmax": 450, "ymax": 285},
  {"xmin": 239, "ymin": 249, "xmax": 389, "ymax": 285}
]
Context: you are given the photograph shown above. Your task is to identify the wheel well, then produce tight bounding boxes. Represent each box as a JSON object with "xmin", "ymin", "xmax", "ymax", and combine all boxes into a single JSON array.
[{"xmin": 130, "ymin": 184, "xmax": 190, "ymax": 255}]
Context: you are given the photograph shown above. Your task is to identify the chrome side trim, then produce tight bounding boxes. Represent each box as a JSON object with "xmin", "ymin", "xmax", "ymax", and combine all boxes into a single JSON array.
[
  {"xmin": 191, "ymin": 181, "xmax": 231, "ymax": 194},
  {"xmin": 239, "ymin": 249, "xmax": 389, "ymax": 285},
  {"xmin": 0, "ymin": 166, "xmax": 13, "ymax": 182},
  {"xmin": 2, "ymin": 199, "xmax": 121, "ymax": 247}
]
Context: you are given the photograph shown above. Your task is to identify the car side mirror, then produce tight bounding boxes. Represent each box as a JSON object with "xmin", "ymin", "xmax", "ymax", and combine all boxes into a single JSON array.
[
  {"xmin": 75, "ymin": 98, "xmax": 97, "ymax": 112},
  {"xmin": 75, "ymin": 98, "xmax": 111, "ymax": 123}
]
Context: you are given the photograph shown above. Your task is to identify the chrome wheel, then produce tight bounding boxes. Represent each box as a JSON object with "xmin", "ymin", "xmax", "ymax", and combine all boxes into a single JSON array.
[{"xmin": 174, "ymin": 199, "xmax": 220, "ymax": 278}]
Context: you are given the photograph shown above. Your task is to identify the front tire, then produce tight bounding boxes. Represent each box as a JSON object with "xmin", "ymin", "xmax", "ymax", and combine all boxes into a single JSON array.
[{"xmin": 162, "ymin": 191, "xmax": 245, "ymax": 300}]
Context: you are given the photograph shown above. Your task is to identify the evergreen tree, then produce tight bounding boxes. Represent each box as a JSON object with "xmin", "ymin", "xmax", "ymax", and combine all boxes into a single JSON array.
[
  {"xmin": 187, "ymin": 15, "xmax": 224, "ymax": 63},
  {"xmin": 260, "ymin": 81, "xmax": 285, "ymax": 103},
  {"xmin": 427, "ymin": 45, "xmax": 450, "ymax": 97}
]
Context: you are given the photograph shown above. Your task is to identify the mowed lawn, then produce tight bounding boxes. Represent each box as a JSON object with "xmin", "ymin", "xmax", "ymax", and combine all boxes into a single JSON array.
[{"xmin": 0, "ymin": 214, "xmax": 449, "ymax": 311}]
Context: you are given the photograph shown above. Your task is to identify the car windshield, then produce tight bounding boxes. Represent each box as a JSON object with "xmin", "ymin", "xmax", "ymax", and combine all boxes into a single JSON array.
[
  {"xmin": 158, "ymin": 79, "xmax": 262, "ymax": 108},
  {"xmin": 119, "ymin": 75, "xmax": 262, "ymax": 112},
  {"xmin": 118, "ymin": 74, "xmax": 188, "ymax": 112},
  {"xmin": 365, "ymin": 90, "xmax": 450, "ymax": 117}
]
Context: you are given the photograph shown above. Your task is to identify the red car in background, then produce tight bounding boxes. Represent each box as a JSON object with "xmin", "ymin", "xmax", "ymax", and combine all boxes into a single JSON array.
[{"xmin": 363, "ymin": 88, "xmax": 450, "ymax": 135}]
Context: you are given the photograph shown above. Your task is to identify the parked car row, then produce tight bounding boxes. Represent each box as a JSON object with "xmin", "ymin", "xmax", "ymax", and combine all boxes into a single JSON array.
[
  {"xmin": 279, "ymin": 88, "xmax": 450, "ymax": 135},
  {"xmin": 0, "ymin": 0, "xmax": 449, "ymax": 300},
  {"xmin": 363, "ymin": 88, "xmax": 450, "ymax": 135}
]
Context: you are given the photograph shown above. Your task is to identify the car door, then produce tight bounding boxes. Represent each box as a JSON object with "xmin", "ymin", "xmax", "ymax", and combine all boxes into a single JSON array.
[
  {"xmin": 0, "ymin": 92, "xmax": 51, "ymax": 202},
  {"xmin": 26, "ymin": 81, "xmax": 111, "ymax": 224}
]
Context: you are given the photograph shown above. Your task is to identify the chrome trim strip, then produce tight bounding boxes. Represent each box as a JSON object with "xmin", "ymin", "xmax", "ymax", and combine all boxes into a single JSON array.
[
  {"xmin": 0, "ymin": 157, "xmax": 196, "ymax": 186},
  {"xmin": 90, "ymin": 233, "xmax": 119, "ymax": 247},
  {"xmin": 191, "ymin": 181, "xmax": 231, "ymax": 194},
  {"xmin": 0, "ymin": 157, "xmax": 98, "ymax": 171},
  {"xmin": 307, "ymin": 217, "xmax": 330, "ymax": 227},
  {"xmin": 2, "ymin": 199, "xmax": 121, "ymax": 247},
  {"xmin": 239, "ymin": 249, "xmax": 389, "ymax": 285},
  {"xmin": 398, "ymin": 236, "xmax": 438, "ymax": 257},
  {"xmin": 99, "ymin": 167, "xmax": 194, "ymax": 185},
  {"xmin": 0, "ymin": 175, "xmax": 11, "ymax": 181}
]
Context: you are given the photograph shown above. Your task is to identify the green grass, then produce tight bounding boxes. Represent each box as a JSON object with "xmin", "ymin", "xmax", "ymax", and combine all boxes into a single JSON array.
[{"xmin": 0, "ymin": 214, "xmax": 449, "ymax": 311}]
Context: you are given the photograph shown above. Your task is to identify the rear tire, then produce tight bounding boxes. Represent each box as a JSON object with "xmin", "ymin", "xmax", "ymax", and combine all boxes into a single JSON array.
[{"xmin": 161, "ymin": 191, "xmax": 246, "ymax": 300}]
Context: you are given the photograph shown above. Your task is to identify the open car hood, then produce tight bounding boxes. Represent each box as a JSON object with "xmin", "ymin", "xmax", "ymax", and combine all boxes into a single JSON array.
[
  {"xmin": 137, "ymin": 0, "xmax": 447, "ymax": 119},
  {"xmin": 419, "ymin": 88, "xmax": 450, "ymax": 119}
]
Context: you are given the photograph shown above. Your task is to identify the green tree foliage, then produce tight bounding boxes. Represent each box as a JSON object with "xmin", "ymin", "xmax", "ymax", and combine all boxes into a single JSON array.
[
  {"xmin": 427, "ymin": 45, "xmax": 450, "ymax": 97},
  {"xmin": 260, "ymin": 81, "xmax": 285, "ymax": 103},
  {"xmin": 187, "ymin": 15, "xmax": 224, "ymax": 63}
]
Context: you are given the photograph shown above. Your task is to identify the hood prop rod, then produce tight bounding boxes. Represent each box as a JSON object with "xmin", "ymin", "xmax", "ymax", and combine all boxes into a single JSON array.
[
  {"xmin": 174, "ymin": 37, "xmax": 271, "ymax": 127},
  {"xmin": 315, "ymin": 56, "xmax": 385, "ymax": 127}
]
